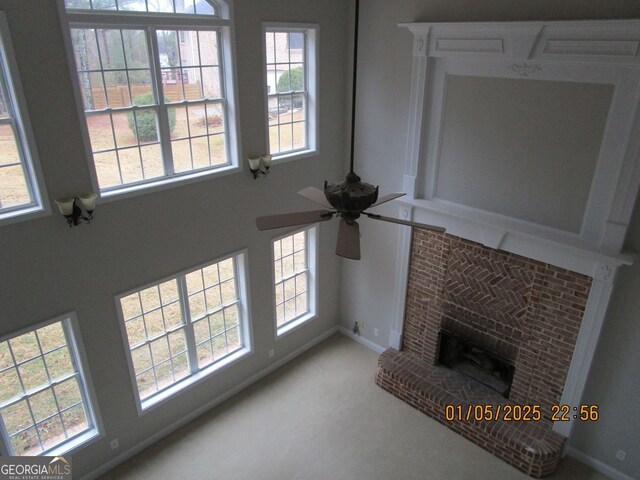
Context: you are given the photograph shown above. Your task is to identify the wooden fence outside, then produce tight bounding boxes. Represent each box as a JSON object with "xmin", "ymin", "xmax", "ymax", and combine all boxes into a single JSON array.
[{"xmin": 89, "ymin": 84, "xmax": 201, "ymax": 109}]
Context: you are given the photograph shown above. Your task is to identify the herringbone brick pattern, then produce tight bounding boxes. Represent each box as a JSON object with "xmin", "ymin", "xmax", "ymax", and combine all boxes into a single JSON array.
[{"xmin": 444, "ymin": 247, "xmax": 533, "ymax": 328}]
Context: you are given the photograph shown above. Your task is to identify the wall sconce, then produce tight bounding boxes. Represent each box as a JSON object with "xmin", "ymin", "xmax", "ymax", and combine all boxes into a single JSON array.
[
  {"xmin": 248, "ymin": 155, "xmax": 272, "ymax": 179},
  {"xmin": 55, "ymin": 193, "xmax": 97, "ymax": 227}
]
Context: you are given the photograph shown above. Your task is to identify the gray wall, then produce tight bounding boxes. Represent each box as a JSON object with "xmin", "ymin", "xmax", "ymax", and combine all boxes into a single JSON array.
[
  {"xmin": 0, "ymin": 0, "xmax": 348, "ymax": 477},
  {"xmin": 342, "ymin": 1, "xmax": 640, "ymax": 478},
  {"xmin": 437, "ymin": 76, "xmax": 610, "ymax": 233}
]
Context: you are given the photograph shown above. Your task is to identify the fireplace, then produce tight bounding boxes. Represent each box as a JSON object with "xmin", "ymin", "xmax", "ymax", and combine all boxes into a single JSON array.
[
  {"xmin": 376, "ymin": 229, "xmax": 594, "ymax": 477},
  {"xmin": 375, "ymin": 18, "xmax": 639, "ymax": 478},
  {"xmin": 437, "ymin": 330, "xmax": 514, "ymax": 397}
]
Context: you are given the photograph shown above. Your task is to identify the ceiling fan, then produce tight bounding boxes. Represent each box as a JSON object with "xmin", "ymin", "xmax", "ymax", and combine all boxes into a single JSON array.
[{"xmin": 255, "ymin": 0, "xmax": 446, "ymax": 260}]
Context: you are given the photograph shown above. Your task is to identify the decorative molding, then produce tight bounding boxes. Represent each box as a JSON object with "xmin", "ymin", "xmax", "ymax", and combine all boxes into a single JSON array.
[
  {"xmin": 435, "ymin": 38, "xmax": 503, "ymax": 55},
  {"xmin": 390, "ymin": 205, "xmax": 414, "ymax": 351},
  {"xmin": 398, "ymin": 19, "xmax": 640, "ymax": 252},
  {"xmin": 402, "ymin": 198, "xmax": 633, "ymax": 277},
  {"xmin": 399, "ymin": 20, "xmax": 640, "ymax": 65},
  {"xmin": 543, "ymin": 39, "xmax": 639, "ymax": 57},
  {"xmin": 507, "ymin": 62, "xmax": 542, "ymax": 76},
  {"xmin": 554, "ymin": 270, "xmax": 617, "ymax": 437},
  {"xmin": 594, "ymin": 262, "xmax": 613, "ymax": 283},
  {"xmin": 395, "ymin": 19, "xmax": 640, "ymax": 443},
  {"xmin": 413, "ymin": 34, "xmax": 428, "ymax": 57}
]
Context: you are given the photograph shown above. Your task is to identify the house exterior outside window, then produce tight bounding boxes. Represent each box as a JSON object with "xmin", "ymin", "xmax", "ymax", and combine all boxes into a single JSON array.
[
  {"xmin": 263, "ymin": 24, "xmax": 318, "ymax": 162},
  {"xmin": 272, "ymin": 226, "xmax": 317, "ymax": 337},
  {"xmin": 0, "ymin": 13, "xmax": 49, "ymax": 225},
  {"xmin": 60, "ymin": 0, "xmax": 240, "ymax": 198},
  {"xmin": 0, "ymin": 314, "xmax": 101, "ymax": 457},
  {"xmin": 116, "ymin": 251, "xmax": 252, "ymax": 412}
]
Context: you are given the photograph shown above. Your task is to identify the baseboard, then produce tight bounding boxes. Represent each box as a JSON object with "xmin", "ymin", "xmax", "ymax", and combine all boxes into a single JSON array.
[
  {"xmin": 338, "ymin": 326, "xmax": 386, "ymax": 354},
  {"xmin": 79, "ymin": 326, "xmax": 339, "ymax": 480},
  {"xmin": 566, "ymin": 446, "xmax": 637, "ymax": 480}
]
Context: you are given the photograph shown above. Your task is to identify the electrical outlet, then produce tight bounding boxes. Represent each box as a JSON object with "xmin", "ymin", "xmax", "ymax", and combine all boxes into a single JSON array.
[
  {"xmin": 374, "ymin": 328, "xmax": 379, "ymax": 337},
  {"xmin": 616, "ymin": 449, "xmax": 626, "ymax": 461},
  {"xmin": 110, "ymin": 439, "xmax": 119, "ymax": 450},
  {"xmin": 268, "ymin": 349, "xmax": 274, "ymax": 358}
]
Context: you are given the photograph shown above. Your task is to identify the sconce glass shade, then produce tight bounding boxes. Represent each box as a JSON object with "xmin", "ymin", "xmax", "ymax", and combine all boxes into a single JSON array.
[
  {"xmin": 248, "ymin": 156, "xmax": 261, "ymax": 171},
  {"xmin": 78, "ymin": 193, "xmax": 97, "ymax": 211},
  {"xmin": 262, "ymin": 154, "xmax": 272, "ymax": 168},
  {"xmin": 55, "ymin": 198, "xmax": 75, "ymax": 216}
]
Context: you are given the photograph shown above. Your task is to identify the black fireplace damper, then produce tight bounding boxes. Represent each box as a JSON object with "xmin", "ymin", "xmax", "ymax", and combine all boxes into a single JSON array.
[{"xmin": 437, "ymin": 330, "xmax": 515, "ymax": 397}]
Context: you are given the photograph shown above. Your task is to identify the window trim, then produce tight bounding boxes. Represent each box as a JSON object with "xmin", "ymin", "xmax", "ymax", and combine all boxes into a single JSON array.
[
  {"xmin": 0, "ymin": 12, "xmax": 50, "ymax": 226},
  {"xmin": 115, "ymin": 249, "xmax": 253, "ymax": 415},
  {"xmin": 0, "ymin": 312, "xmax": 103, "ymax": 457},
  {"xmin": 57, "ymin": 0, "xmax": 242, "ymax": 201},
  {"xmin": 271, "ymin": 225, "xmax": 318, "ymax": 339},
  {"xmin": 262, "ymin": 22, "xmax": 319, "ymax": 163}
]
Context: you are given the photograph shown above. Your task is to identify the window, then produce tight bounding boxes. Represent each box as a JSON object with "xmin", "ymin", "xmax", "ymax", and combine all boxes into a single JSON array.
[
  {"xmin": 62, "ymin": 1, "xmax": 240, "ymax": 196},
  {"xmin": 0, "ymin": 13, "xmax": 48, "ymax": 224},
  {"xmin": 0, "ymin": 314, "xmax": 100, "ymax": 456},
  {"xmin": 117, "ymin": 252, "xmax": 251, "ymax": 411},
  {"xmin": 272, "ymin": 226, "xmax": 317, "ymax": 336},
  {"xmin": 263, "ymin": 24, "xmax": 318, "ymax": 160}
]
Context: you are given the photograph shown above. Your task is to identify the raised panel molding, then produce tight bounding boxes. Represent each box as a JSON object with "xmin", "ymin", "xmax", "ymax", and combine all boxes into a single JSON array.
[
  {"xmin": 543, "ymin": 39, "xmax": 639, "ymax": 57},
  {"xmin": 435, "ymin": 38, "xmax": 503, "ymax": 54},
  {"xmin": 401, "ymin": 20, "xmax": 640, "ymax": 65}
]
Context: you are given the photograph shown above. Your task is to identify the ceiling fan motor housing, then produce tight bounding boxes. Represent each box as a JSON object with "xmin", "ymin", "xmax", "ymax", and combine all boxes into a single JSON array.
[{"xmin": 324, "ymin": 172, "xmax": 379, "ymax": 222}]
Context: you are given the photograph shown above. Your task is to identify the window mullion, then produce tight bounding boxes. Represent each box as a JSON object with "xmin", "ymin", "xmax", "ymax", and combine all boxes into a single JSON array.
[
  {"xmin": 148, "ymin": 27, "xmax": 175, "ymax": 176},
  {"xmin": 178, "ymin": 275, "xmax": 198, "ymax": 374},
  {"xmin": 61, "ymin": 321, "xmax": 94, "ymax": 430}
]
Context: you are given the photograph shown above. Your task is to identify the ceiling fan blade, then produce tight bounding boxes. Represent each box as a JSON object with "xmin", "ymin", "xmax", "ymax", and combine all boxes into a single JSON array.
[
  {"xmin": 370, "ymin": 193, "xmax": 406, "ymax": 208},
  {"xmin": 256, "ymin": 210, "xmax": 334, "ymax": 231},
  {"xmin": 336, "ymin": 219, "xmax": 361, "ymax": 260},
  {"xmin": 366, "ymin": 213, "xmax": 446, "ymax": 232},
  {"xmin": 298, "ymin": 186, "xmax": 333, "ymax": 209}
]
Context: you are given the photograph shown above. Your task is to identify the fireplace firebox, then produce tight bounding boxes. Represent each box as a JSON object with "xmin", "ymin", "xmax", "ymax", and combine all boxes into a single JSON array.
[{"xmin": 437, "ymin": 330, "xmax": 514, "ymax": 397}]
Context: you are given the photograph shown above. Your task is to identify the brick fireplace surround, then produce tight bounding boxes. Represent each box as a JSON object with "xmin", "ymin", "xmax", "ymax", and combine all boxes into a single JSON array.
[{"xmin": 376, "ymin": 229, "xmax": 593, "ymax": 477}]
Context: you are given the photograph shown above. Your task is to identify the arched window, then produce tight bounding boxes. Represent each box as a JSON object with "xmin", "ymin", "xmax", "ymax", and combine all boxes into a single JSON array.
[
  {"xmin": 60, "ymin": 0, "xmax": 239, "ymax": 196},
  {"xmin": 64, "ymin": 0, "xmax": 220, "ymax": 16}
]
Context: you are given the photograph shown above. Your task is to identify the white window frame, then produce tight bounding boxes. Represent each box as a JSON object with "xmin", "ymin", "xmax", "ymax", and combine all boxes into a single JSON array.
[
  {"xmin": 0, "ymin": 13, "xmax": 50, "ymax": 226},
  {"xmin": 262, "ymin": 23, "xmax": 318, "ymax": 164},
  {"xmin": 115, "ymin": 249, "xmax": 253, "ymax": 414},
  {"xmin": 0, "ymin": 312, "xmax": 103, "ymax": 457},
  {"xmin": 57, "ymin": 0, "xmax": 242, "ymax": 201},
  {"xmin": 272, "ymin": 225, "xmax": 318, "ymax": 338}
]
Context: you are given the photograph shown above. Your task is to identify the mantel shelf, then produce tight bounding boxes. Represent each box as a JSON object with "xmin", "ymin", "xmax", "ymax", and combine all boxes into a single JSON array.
[{"xmin": 398, "ymin": 198, "xmax": 634, "ymax": 277}]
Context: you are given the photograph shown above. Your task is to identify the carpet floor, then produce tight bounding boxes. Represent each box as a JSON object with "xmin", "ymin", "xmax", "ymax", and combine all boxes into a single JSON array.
[{"xmin": 100, "ymin": 333, "xmax": 610, "ymax": 480}]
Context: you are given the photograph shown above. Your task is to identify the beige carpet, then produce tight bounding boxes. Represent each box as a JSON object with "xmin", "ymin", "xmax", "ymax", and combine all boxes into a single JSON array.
[{"xmin": 100, "ymin": 333, "xmax": 610, "ymax": 480}]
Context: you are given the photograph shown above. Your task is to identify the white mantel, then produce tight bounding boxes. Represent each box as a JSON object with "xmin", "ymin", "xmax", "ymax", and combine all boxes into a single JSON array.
[{"xmin": 390, "ymin": 19, "xmax": 640, "ymax": 439}]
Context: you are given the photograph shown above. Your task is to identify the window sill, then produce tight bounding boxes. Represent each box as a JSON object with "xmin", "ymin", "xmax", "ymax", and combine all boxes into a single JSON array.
[
  {"xmin": 99, "ymin": 163, "xmax": 241, "ymax": 203},
  {"xmin": 138, "ymin": 346, "xmax": 252, "ymax": 415},
  {"xmin": 0, "ymin": 205, "xmax": 48, "ymax": 227},
  {"xmin": 276, "ymin": 311, "xmax": 316, "ymax": 338},
  {"xmin": 271, "ymin": 149, "xmax": 317, "ymax": 165},
  {"xmin": 42, "ymin": 427, "xmax": 102, "ymax": 458}
]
